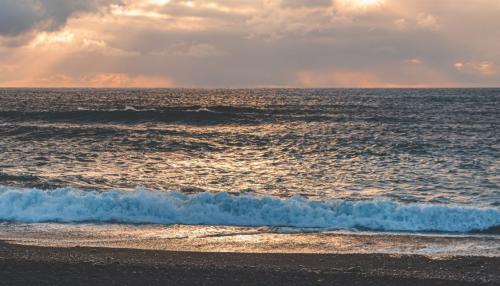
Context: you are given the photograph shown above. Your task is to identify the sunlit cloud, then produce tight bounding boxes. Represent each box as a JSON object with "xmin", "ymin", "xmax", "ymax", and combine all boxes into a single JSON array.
[
  {"xmin": 0, "ymin": 73, "xmax": 174, "ymax": 88},
  {"xmin": 405, "ymin": 58, "xmax": 422, "ymax": 65},
  {"xmin": 30, "ymin": 31, "xmax": 76, "ymax": 47},
  {"xmin": 454, "ymin": 62, "xmax": 465, "ymax": 70},
  {"xmin": 454, "ymin": 61, "xmax": 496, "ymax": 77},
  {"xmin": 147, "ymin": 0, "xmax": 171, "ymax": 5},
  {"xmin": 0, "ymin": 0, "xmax": 499, "ymax": 87},
  {"xmin": 295, "ymin": 68, "xmax": 450, "ymax": 88},
  {"xmin": 297, "ymin": 70, "xmax": 390, "ymax": 88},
  {"xmin": 416, "ymin": 13, "xmax": 439, "ymax": 30},
  {"xmin": 110, "ymin": 5, "xmax": 169, "ymax": 19},
  {"xmin": 337, "ymin": 0, "xmax": 385, "ymax": 10}
]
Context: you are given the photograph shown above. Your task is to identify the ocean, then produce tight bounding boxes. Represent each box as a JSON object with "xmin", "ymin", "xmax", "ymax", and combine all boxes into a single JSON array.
[{"xmin": 0, "ymin": 88, "xmax": 499, "ymax": 256}]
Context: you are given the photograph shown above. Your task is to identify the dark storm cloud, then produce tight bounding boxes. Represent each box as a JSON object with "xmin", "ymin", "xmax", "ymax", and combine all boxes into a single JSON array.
[{"xmin": 0, "ymin": 0, "xmax": 120, "ymax": 37}]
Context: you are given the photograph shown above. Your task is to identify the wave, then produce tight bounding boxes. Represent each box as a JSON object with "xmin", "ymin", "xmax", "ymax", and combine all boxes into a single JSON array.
[
  {"xmin": 1, "ymin": 187, "xmax": 499, "ymax": 233},
  {"xmin": 0, "ymin": 106, "xmax": 337, "ymax": 125},
  {"xmin": 0, "ymin": 109, "xmax": 251, "ymax": 125},
  {"xmin": 77, "ymin": 106, "xmax": 157, "ymax": 112}
]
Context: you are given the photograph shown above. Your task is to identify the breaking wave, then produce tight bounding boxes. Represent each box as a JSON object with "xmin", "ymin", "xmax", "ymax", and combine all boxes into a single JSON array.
[{"xmin": 0, "ymin": 187, "xmax": 499, "ymax": 233}]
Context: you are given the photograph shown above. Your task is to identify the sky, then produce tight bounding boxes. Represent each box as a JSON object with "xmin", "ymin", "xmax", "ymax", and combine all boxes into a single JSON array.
[{"xmin": 0, "ymin": 0, "xmax": 499, "ymax": 88}]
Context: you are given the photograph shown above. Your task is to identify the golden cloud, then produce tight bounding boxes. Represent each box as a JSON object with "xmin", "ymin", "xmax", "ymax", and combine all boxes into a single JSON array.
[{"xmin": 1, "ymin": 73, "xmax": 174, "ymax": 88}]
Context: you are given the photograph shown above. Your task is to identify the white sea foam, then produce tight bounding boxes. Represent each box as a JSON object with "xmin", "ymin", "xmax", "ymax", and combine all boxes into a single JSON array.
[
  {"xmin": 124, "ymin": 106, "xmax": 138, "ymax": 111},
  {"xmin": 186, "ymin": 108, "xmax": 218, "ymax": 113},
  {"xmin": 0, "ymin": 187, "xmax": 498, "ymax": 233}
]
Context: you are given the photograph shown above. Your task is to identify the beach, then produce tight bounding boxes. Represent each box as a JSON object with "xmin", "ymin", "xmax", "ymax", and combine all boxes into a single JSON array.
[{"xmin": 1, "ymin": 241, "xmax": 498, "ymax": 285}]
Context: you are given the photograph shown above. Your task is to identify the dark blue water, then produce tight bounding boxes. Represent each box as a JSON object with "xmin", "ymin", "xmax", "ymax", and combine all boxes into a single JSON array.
[{"xmin": 0, "ymin": 88, "xmax": 498, "ymax": 233}]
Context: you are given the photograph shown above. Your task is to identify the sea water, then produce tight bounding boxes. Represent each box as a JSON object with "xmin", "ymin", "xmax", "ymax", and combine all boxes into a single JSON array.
[{"xmin": 0, "ymin": 88, "xmax": 498, "ymax": 255}]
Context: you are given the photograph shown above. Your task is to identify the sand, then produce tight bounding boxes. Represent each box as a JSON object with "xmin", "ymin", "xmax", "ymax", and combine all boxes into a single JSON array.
[{"xmin": 0, "ymin": 241, "xmax": 498, "ymax": 285}]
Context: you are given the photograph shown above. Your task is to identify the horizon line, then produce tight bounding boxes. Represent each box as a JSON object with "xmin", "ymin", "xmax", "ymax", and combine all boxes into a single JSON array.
[{"xmin": 1, "ymin": 86, "xmax": 500, "ymax": 90}]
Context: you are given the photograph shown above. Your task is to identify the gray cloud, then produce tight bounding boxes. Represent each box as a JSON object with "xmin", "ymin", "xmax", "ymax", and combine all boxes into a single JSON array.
[
  {"xmin": 0, "ymin": 0, "xmax": 120, "ymax": 37},
  {"xmin": 280, "ymin": 0, "xmax": 332, "ymax": 8},
  {"xmin": 1, "ymin": 0, "xmax": 500, "ymax": 87}
]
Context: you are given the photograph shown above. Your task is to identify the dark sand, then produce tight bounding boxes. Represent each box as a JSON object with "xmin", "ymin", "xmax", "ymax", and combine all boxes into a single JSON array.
[{"xmin": 0, "ymin": 241, "xmax": 498, "ymax": 285}]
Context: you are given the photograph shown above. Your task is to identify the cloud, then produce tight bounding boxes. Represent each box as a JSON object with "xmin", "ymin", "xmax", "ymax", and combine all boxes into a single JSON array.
[
  {"xmin": 334, "ymin": 0, "xmax": 385, "ymax": 14},
  {"xmin": 0, "ymin": 73, "xmax": 174, "ymax": 87},
  {"xmin": 297, "ymin": 70, "xmax": 390, "ymax": 88},
  {"xmin": 81, "ymin": 38, "xmax": 140, "ymax": 56},
  {"xmin": 296, "ymin": 60, "xmax": 455, "ymax": 88},
  {"xmin": 0, "ymin": 64, "xmax": 18, "ymax": 73},
  {"xmin": 416, "ymin": 13, "xmax": 439, "ymax": 30},
  {"xmin": 454, "ymin": 62, "xmax": 465, "ymax": 70},
  {"xmin": 1, "ymin": 0, "xmax": 500, "ymax": 87},
  {"xmin": 394, "ymin": 18, "xmax": 408, "ymax": 30},
  {"xmin": 30, "ymin": 31, "xmax": 75, "ymax": 46},
  {"xmin": 280, "ymin": 0, "xmax": 331, "ymax": 9},
  {"xmin": 82, "ymin": 73, "xmax": 174, "ymax": 87},
  {"xmin": 405, "ymin": 58, "xmax": 422, "ymax": 64},
  {"xmin": 0, "ymin": 0, "xmax": 121, "ymax": 38},
  {"xmin": 454, "ymin": 61, "xmax": 496, "ymax": 76},
  {"xmin": 152, "ymin": 43, "xmax": 224, "ymax": 57}
]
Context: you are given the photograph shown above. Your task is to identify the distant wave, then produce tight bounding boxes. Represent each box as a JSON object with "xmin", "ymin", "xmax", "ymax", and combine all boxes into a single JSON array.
[
  {"xmin": 0, "ymin": 108, "xmax": 250, "ymax": 124},
  {"xmin": 78, "ymin": 106, "xmax": 157, "ymax": 112},
  {"xmin": 0, "ymin": 187, "xmax": 499, "ymax": 233},
  {"xmin": 0, "ymin": 106, "xmax": 335, "ymax": 124}
]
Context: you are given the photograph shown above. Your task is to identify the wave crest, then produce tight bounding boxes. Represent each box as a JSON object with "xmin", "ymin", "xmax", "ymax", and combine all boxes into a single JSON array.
[{"xmin": 0, "ymin": 187, "xmax": 498, "ymax": 233}]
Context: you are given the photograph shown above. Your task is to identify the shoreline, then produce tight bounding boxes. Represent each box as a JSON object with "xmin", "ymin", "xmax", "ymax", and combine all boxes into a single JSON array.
[
  {"xmin": 2, "ymin": 223, "xmax": 499, "ymax": 257},
  {"xmin": 1, "ymin": 241, "xmax": 498, "ymax": 285}
]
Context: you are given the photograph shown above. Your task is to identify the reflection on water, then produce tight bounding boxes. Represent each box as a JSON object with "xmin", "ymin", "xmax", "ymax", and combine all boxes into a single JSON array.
[
  {"xmin": 0, "ymin": 88, "xmax": 499, "ymax": 206},
  {"xmin": 1, "ymin": 223, "xmax": 499, "ymax": 257}
]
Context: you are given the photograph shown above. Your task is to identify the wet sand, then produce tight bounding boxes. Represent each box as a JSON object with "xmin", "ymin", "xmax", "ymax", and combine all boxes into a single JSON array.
[{"xmin": 0, "ymin": 241, "xmax": 498, "ymax": 285}]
